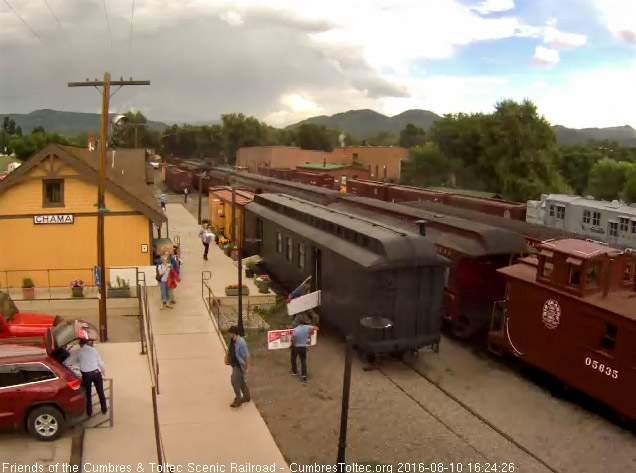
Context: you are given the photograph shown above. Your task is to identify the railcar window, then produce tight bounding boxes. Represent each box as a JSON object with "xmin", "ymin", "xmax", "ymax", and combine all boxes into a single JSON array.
[
  {"xmin": 586, "ymin": 262, "xmax": 601, "ymax": 286},
  {"xmin": 286, "ymin": 237, "xmax": 293, "ymax": 262},
  {"xmin": 276, "ymin": 232, "xmax": 282, "ymax": 254},
  {"xmin": 583, "ymin": 210, "xmax": 591, "ymax": 224},
  {"xmin": 542, "ymin": 259, "xmax": 554, "ymax": 278},
  {"xmin": 568, "ymin": 264, "xmax": 581, "ymax": 285},
  {"xmin": 600, "ymin": 324, "xmax": 618, "ymax": 350},
  {"xmin": 298, "ymin": 243, "xmax": 305, "ymax": 269}
]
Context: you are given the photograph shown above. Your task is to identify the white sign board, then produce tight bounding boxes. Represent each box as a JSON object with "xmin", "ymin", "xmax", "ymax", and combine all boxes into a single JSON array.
[
  {"xmin": 287, "ymin": 290, "xmax": 321, "ymax": 316},
  {"xmin": 33, "ymin": 214, "xmax": 74, "ymax": 224},
  {"xmin": 267, "ymin": 329, "xmax": 318, "ymax": 350}
]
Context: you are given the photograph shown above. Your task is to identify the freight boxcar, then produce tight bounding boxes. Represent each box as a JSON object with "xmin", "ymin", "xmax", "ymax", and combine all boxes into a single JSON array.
[
  {"xmin": 445, "ymin": 194, "xmax": 527, "ymax": 220},
  {"xmin": 165, "ymin": 167, "xmax": 192, "ymax": 192},
  {"xmin": 292, "ymin": 170, "xmax": 336, "ymax": 189},
  {"xmin": 385, "ymin": 183, "xmax": 449, "ymax": 204},
  {"xmin": 244, "ymin": 193, "xmax": 449, "ymax": 355},
  {"xmin": 332, "ymin": 196, "xmax": 530, "ymax": 338},
  {"xmin": 269, "ymin": 168, "xmax": 296, "ymax": 180},
  {"xmin": 346, "ymin": 178, "xmax": 389, "ymax": 200},
  {"xmin": 489, "ymin": 239, "xmax": 636, "ymax": 421}
]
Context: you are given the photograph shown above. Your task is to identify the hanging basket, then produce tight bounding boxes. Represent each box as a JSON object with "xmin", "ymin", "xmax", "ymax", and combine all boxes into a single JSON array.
[{"xmin": 71, "ymin": 287, "xmax": 84, "ymax": 298}]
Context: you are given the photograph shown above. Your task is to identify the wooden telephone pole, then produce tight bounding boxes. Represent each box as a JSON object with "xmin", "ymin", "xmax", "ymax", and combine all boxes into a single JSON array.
[{"xmin": 68, "ymin": 73, "xmax": 150, "ymax": 342}]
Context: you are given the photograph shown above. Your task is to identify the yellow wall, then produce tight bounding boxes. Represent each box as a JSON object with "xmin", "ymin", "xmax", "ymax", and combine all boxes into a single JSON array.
[{"xmin": 0, "ymin": 155, "xmax": 152, "ymax": 288}]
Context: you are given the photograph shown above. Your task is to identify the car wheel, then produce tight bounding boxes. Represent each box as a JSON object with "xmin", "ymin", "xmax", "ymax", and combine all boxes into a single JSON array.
[{"xmin": 27, "ymin": 406, "xmax": 64, "ymax": 441}]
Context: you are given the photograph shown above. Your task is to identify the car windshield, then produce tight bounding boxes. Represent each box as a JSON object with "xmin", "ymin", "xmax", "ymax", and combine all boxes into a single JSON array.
[{"xmin": 0, "ymin": 291, "xmax": 18, "ymax": 322}]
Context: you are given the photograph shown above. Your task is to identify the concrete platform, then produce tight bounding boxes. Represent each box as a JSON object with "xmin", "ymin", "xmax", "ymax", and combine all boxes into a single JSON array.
[
  {"xmin": 151, "ymin": 203, "xmax": 288, "ymax": 469},
  {"xmin": 15, "ymin": 296, "xmax": 139, "ymax": 317}
]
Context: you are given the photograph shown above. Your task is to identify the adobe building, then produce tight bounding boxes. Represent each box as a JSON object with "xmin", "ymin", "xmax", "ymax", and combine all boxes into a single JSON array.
[
  {"xmin": 0, "ymin": 143, "xmax": 167, "ymax": 288},
  {"xmin": 236, "ymin": 145, "xmax": 409, "ymax": 181}
]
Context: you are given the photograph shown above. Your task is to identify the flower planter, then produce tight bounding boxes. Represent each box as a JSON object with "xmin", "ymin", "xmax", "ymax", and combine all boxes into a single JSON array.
[
  {"xmin": 231, "ymin": 249, "xmax": 239, "ymax": 261},
  {"xmin": 245, "ymin": 269, "xmax": 255, "ymax": 278},
  {"xmin": 71, "ymin": 287, "xmax": 84, "ymax": 298},
  {"xmin": 22, "ymin": 287, "xmax": 35, "ymax": 299},
  {"xmin": 255, "ymin": 283, "xmax": 270, "ymax": 294},
  {"xmin": 108, "ymin": 288, "xmax": 131, "ymax": 298},
  {"xmin": 225, "ymin": 286, "xmax": 249, "ymax": 296}
]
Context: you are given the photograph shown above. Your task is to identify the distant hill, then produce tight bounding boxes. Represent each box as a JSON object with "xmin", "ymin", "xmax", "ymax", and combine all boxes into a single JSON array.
[
  {"xmin": 290, "ymin": 109, "xmax": 636, "ymax": 146},
  {"xmin": 289, "ymin": 109, "xmax": 440, "ymax": 138},
  {"xmin": 1, "ymin": 109, "xmax": 167, "ymax": 137}
]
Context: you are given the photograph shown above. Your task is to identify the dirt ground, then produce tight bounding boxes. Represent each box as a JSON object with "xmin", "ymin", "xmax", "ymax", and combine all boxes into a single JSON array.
[{"xmin": 159, "ymin": 173, "xmax": 636, "ymax": 472}]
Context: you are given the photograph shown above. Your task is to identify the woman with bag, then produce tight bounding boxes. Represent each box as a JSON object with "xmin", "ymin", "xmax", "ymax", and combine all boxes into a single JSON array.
[{"xmin": 157, "ymin": 254, "xmax": 173, "ymax": 309}]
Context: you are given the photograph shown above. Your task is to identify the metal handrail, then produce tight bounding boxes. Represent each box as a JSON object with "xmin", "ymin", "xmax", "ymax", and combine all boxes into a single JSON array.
[{"xmin": 201, "ymin": 271, "xmax": 229, "ymax": 349}]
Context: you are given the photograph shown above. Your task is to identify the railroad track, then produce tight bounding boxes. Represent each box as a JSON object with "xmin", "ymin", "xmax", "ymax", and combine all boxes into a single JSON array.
[{"xmin": 376, "ymin": 359, "xmax": 561, "ymax": 473}]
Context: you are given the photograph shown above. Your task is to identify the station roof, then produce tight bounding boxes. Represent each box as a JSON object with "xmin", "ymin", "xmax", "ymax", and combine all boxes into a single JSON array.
[
  {"xmin": 247, "ymin": 193, "xmax": 448, "ymax": 269},
  {"xmin": 0, "ymin": 144, "xmax": 167, "ymax": 225}
]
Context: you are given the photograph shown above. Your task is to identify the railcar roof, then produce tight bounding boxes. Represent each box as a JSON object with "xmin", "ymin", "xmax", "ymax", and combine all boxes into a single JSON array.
[
  {"xmin": 339, "ymin": 196, "xmax": 530, "ymax": 255},
  {"xmin": 248, "ymin": 193, "xmax": 447, "ymax": 268},
  {"xmin": 498, "ymin": 262, "xmax": 636, "ymax": 321},
  {"xmin": 402, "ymin": 200, "xmax": 584, "ymax": 243},
  {"xmin": 540, "ymin": 239, "xmax": 619, "ymax": 259}
]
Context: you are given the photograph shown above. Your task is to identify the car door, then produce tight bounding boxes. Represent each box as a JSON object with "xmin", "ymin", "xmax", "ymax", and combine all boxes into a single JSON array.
[{"xmin": 0, "ymin": 364, "xmax": 25, "ymax": 429}]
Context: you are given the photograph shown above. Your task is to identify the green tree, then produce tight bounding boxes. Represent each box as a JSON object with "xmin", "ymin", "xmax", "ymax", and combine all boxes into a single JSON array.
[
  {"xmin": 399, "ymin": 123, "xmax": 426, "ymax": 148},
  {"xmin": 622, "ymin": 166, "xmax": 636, "ymax": 203},
  {"xmin": 557, "ymin": 146, "xmax": 603, "ymax": 195},
  {"xmin": 10, "ymin": 132, "xmax": 70, "ymax": 161},
  {"xmin": 15, "ymin": 125, "xmax": 22, "ymax": 136},
  {"xmin": 32, "ymin": 125, "xmax": 45, "ymax": 133},
  {"xmin": 586, "ymin": 158, "xmax": 634, "ymax": 201},
  {"xmin": 296, "ymin": 124, "xmax": 334, "ymax": 151},
  {"xmin": 400, "ymin": 143, "xmax": 458, "ymax": 187},
  {"xmin": 366, "ymin": 130, "xmax": 398, "ymax": 146},
  {"xmin": 2, "ymin": 117, "xmax": 8, "ymax": 132},
  {"xmin": 221, "ymin": 113, "xmax": 268, "ymax": 163},
  {"xmin": 7, "ymin": 119, "xmax": 15, "ymax": 135}
]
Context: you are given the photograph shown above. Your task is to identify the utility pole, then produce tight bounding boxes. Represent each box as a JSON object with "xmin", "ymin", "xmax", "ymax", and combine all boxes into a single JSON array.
[
  {"xmin": 337, "ymin": 336, "xmax": 354, "ymax": 469},
  {"xmin": 68, "ymin": 73, "xmax": 150, "ymax": 342},
  {"xmin": 233, "ymin": 185, "xmax": 244, "ymax": 335},
  {"xmin": 197, "ymin": 171, "xmax": 203, "ymax": 224}
]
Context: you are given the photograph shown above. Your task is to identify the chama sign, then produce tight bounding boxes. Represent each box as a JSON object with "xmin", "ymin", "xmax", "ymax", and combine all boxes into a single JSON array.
[{"xmin": 33, "ymin": 214, "xmax": 74, "ymax": 225}]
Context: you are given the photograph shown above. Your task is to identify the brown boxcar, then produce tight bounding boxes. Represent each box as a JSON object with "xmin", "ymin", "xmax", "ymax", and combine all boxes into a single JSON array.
[
  {"xmin": 386, "ymin": 183, "xmax": 449, "ymax": 204},
  {"xmin": 346, "ymin": 178, "xmax": 390, "ymax": 200},
  {"xmin": 269, "ymin": 168, "xmax": 296, "ymax": 180},
  {"xmin": 292, "ymin": 170, "xmax": 336, "ymax": 189},
  {"xmin": 446, "ymin": 194, "xmax": 527, "ymax": 220},
  {"xmin": 166, "ymin": 167, "xmax": 192, "ymax": 192},
  {"xmin": 489, "ymin": 239, "xmax": 636, "ymax": 421}
]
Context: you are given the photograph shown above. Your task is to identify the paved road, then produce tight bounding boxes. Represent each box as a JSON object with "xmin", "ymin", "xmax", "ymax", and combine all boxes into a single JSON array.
[{"xmin": 0, "ymin": 432, "xmax": 72, "ymax": 466}]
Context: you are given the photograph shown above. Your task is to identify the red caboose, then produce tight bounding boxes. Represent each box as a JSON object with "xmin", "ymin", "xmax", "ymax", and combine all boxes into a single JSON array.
[{"xmin": 489, "ymin": 239, "xmax": 636, "ymax": 421}]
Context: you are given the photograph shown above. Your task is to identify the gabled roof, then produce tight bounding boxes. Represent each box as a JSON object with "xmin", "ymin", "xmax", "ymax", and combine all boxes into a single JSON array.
[{"xmin": 0, "ymin": 144, "xmax": 167, "ymax": 225}]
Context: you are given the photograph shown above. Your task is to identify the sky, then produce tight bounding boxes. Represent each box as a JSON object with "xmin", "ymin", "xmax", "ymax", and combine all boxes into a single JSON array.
[{"xmin": 0, "ymin": 0, "xmax": 635, "ymax": 129}]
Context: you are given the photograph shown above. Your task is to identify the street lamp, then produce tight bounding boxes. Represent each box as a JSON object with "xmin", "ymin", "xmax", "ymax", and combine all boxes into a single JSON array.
[{"xmin": 337, "ymin": 316, "xmax": 393, "ymax": 469}]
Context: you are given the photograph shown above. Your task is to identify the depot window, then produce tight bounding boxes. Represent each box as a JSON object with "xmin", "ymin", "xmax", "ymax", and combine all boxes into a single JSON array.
[
  {"xmin": 556, "ymin": 206, "xmax": 565, "ymax": 220},
  {"xmin": 582, "ymin": 210, "xmax": 591, "ymax": 224},
  {"xmin": 549, "ymin": 204, "xmax": 555, "ymax": 217},
  {"xmin": 609, "ymin": 222, "xmax": 618, "ymax": 237},
  {"xmin": 297, "ymin": 242, "xmax": 305, "ymax": 269},
  {"xmin": 632, "ymin": 220, "xmax": 636, "ymax": 234},
  {"xmin": 619, "ymin": 217, "xmax": 629, "ymax": 233},
  {"xmin": 43, "ymin": 179, "xmax": 64, "ymax": 207},
  {"xmin": 592, "ymin": 212, "xmax": 601, "ymax": 226},
  {"xmin": 600, "ymin": 324, "xmax": 617, "ymax": 351}
]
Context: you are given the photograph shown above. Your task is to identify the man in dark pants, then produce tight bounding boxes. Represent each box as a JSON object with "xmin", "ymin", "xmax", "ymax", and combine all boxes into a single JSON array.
[
  {"xmin": 184, "ymin": 187, "xmax": 189, "ymax": 203},
  {"xmin": 227, "ymin": 326, "xmax": 250, "ymax": 407},
  {"xmin": 65, "ymin": 339, "xmax": 107, "ymax": 416},
  {"xmin": 290, "ymin": 316, "xmax": 318, "ymax": 383}
]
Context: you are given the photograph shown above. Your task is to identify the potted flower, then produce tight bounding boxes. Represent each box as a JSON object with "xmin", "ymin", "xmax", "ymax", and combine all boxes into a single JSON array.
[
  {"xmin": 245, "ymin": 261, "xmax": 256, "ymax": 278},
  {"xmin": 22, "ymin": 278, "xmax": 35, "ymax": 299},
  {"xmin": 218, "ymin": 236, "xmax": 229, "ymax": 247},
  {"xmin": 254, "ymin": 274, "xmax": 271, "ymax": 294},
  {"xmin": 70, "ymin": 279, "xmax": 85, "ymax": 298},
  {"xmin": 107, "ymin": 276, "xmax": 131, "ymax": 298},
  {"xmin": 225, "ymin": 283, "xmax": 249, "ymax": 297},
  {"xmin": 224, "ymin": 242, "xmax": 235, "ymax": 257}
]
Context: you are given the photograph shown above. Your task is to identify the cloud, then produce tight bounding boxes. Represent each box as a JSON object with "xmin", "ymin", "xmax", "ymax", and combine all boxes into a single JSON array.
[
  {"xmin": 544, "ymin": 27, "xmax": 587, "ymax": 49},
  {"xmin": 219, "ymin": 10, "xmax": 244, "ymax": 26},
  {"xmin": 471, "ymin": 0, "xmax": 515, "ymax": 15},
  {"xmin": 593, "ymin": 0, "xmax": 636, "ymax": 45},
  {"xmin": 532, "ymin": 46, "xmax": 560, "ymax": 66}
]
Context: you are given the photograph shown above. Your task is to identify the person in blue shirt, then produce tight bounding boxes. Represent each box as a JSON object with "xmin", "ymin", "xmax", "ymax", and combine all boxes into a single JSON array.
[
  {"xmin": 226, "ymin": 326, "xmax": 250, "ymax": 407},
  {"xmin": 159, "ymin": 194, "xmax": 166, "ymax": 212},
  {"xmin": 290, "ymin": 316, "xmax": 318, "ymax": 383}
]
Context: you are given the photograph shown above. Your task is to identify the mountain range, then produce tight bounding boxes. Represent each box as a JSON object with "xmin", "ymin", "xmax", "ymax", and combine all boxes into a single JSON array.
[{"xmin": 3, "ymin": 109, "xmax": 636, "ymax": 147}]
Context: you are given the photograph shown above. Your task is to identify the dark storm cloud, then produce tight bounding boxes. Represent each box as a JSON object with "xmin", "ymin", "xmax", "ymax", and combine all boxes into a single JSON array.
[{"xmin": 0, "ymin": 0, "xmax": 408, "ymax": 124}]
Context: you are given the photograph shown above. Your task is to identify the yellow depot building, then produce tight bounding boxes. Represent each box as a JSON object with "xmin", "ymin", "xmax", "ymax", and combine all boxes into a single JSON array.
[
  {"xmin": 208, "ymin": 187, "xmax": 255, "ymax": 245},
  {"xmin": 0, "ymin": 143, "xmax": 166, "ymax": 289}
]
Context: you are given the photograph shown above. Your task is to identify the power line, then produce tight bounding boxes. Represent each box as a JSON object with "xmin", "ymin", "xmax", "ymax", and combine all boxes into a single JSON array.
[
  {"xmin": 129, "ymin": 0, "xmax": 135, "ymax": 52},
  {"xmin": 42, "ymin": 0, "xmax": 63, "ymax": 29},
  {"xmin": 101, "ymin": 0, "xmax": 113, "ymax": 48},
  {"xmin": 3, "ymin": 0, "xmax": 43, "ymax": 43}
]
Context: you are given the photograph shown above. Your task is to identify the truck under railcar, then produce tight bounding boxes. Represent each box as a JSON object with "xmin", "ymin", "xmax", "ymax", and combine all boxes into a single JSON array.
[
  {"xmin": 489, "ymin": 239, "xmax": 636, "ymax": 421},
  {"xmin": 244, "ymin": 193, "xmax": 449, "ymax": 355}
]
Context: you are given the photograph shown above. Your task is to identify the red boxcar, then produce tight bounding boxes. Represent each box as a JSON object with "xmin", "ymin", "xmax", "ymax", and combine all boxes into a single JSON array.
[
  {"xmin": 346, "ymin": 179, "xmax": 389, "ymax": 200},
  {"xmin": 268, "ymin": 168, "xmax": 296, "ymax": 180},
  {"xmin": 489, "ymin": 239, "xmax": 636, "ymax": 421},
  {"xmin": 166, "ymin": 167, "xmax": 192, "ymax": 192},
  {"xmin": 292, "ymin": 170, "xmax": 335, "ymax": 189},
  {"xmin": 386, "ymin": 184, "xmax": 449, "ymax": 204}
]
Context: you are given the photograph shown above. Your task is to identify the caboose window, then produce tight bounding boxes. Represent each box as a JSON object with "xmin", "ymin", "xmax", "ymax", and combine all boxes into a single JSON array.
[
  {"xmin": 624, "ymin": 263, "xmax": 635, "ymax": 283},
  {"xmin": 600, "ymin": 324, "xmax": 618, "ymax": 350},
  {"xmin": 586, "ymin": 262, "xmax": 601, "ymax": 286},
  {"xmin": 542, "ymin": 259, "xmax": 554, "ymax": 278},
  {"xmin": 568, "ymin": 264, "xmax": 581, "ymax": 285},
  {"xmin": 276, "ymin": 232, "xmax": 282, "ymax": 254}
]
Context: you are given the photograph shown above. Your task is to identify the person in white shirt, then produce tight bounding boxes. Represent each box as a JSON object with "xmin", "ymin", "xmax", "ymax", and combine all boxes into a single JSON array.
[{"xmin": 65, "ymin": 339, "xmax": 107, "ymax": 416}]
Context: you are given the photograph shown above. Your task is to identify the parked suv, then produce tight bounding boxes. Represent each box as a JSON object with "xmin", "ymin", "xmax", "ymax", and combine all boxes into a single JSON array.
[{"xmin": 0, "ymin": 320, "xmax": 98, "ymax": 441}]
